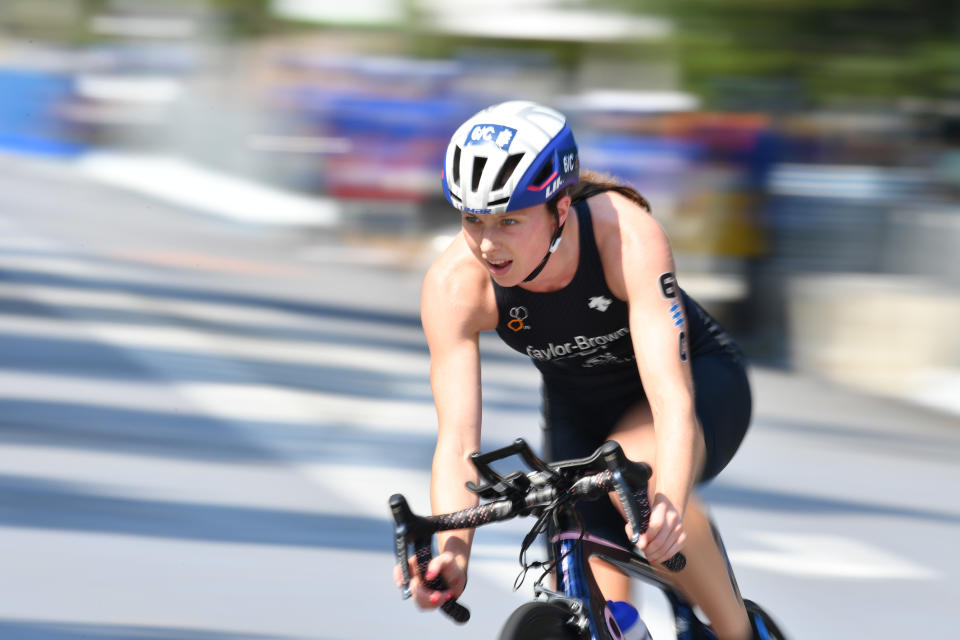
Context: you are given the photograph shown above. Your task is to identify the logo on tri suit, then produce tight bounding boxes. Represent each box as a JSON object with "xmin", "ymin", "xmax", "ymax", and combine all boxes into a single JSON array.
[
  {"xmin": 508, "ymin": 306, "xmax": 530, "ymax": 332},
  {"xmin": 588, "ymin": 296, "xmax": 612, "ymax": 312}
]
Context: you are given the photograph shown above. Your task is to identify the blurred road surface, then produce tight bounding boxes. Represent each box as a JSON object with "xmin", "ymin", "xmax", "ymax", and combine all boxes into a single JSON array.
[{"xmin": 0, "ymin": 154, "xmax": 957, "ymax": 639}]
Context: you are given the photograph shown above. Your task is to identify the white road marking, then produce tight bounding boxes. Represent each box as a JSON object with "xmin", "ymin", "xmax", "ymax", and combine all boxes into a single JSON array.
[
  {"xmin": 0, "ymin": 370, "xmax": 438, "ymax": 433},
  {"xmin": 0, "ymin": 284, "xmax": 536, "ymax": 386},
  {"xmin": 729, "ymin": 531, "xmax": 937, "ymax": 579},
  {"xmin": 907, "ymin": 368, "xmax": 960, "ymax": 418},
  {"xmin": 0, "ymin": 313, "xmax": 434, "ymax": 375},
  {"xmin": 77, "ymin": 152, "xmax": 341, "ymax": 227},
  {"xmin": 0, "ymin": 236, "xmax": 63, "ymax": 251},
  {"xmin": 0, "ymin": 254, "xmax": 152, "ymax": 279},
  {"xmin": 0, "ymin": 281, "xmax": 336, "ymax": 328}
]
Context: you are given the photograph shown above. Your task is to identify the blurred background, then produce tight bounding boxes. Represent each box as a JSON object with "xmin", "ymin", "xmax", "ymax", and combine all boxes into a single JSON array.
[
  {"xmin": 3, "ymin": 0, "xmax": 958, "ymax": 400},
  {"xmin": 1, "ymin": 1, "xmax": 958, "ymax": 638}
]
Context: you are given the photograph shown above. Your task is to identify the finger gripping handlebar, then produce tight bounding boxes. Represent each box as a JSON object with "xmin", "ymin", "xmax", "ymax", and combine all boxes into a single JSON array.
[
  {"xmin": 414, "ymin": 539, "xmax": 470, "ymax": 624},
  {"xmin": 580, "ymin": 470, "xmax": 686, "ymax": 572},
  {"xmin": 597, "ymin": 442, "xmax": 687, "ymax": 573},
  {"xmin": 390, "ymin": 494, "xmax": 474, "ymax": 625},
  {"xmin": 629, "ymin": 485, "xmax": 687, "ymax": 572}
]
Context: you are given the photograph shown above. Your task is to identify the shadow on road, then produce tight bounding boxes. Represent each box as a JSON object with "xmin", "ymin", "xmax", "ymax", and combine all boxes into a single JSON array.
[
  {"xmin": 0, "ymin": 399, "xmax": 440, "ymax": 468},
  {"xmin": 0, "ymin": 471, "xmax": 392, "ymax": 551},
  {"xmin": 0, "ymin": 619, "xmax": 312, "ymax": 640},
  {"xmin": 703, "ymin": 482, "xmax": 960, "ymax": 525}
]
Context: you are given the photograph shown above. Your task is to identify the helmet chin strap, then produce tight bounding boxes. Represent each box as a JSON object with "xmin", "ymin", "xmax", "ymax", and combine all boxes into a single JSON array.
[{"xmin": 522, "ymin": 219, "xmax": 566, "ymax": 283}]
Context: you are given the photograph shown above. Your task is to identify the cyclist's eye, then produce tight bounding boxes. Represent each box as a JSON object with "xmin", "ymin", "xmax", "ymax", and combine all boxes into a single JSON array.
[
  {"xmin": 463, "ymin": 216, "xmax": 480, "ymax": 225},
  {"xmin": 501, "ymin": 218, "xmax": 517, "ymax": 226}
]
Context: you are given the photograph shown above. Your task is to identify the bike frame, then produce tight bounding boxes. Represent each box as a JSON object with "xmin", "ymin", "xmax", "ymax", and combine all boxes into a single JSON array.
[{"xmin": 543, "ymin": 530, "xmax": 717, "ymax": 640}]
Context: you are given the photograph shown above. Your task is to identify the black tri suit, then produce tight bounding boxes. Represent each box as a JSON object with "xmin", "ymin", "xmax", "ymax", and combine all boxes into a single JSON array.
[{"xmin": 491, "ymin": 196, "xmax": 752, "ymax": 546}]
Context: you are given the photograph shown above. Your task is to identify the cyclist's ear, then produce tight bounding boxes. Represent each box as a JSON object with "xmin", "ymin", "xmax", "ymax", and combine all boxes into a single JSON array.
[{"xmin": 555, "ymin": 194, "xmax": 572, "ymax": 227}]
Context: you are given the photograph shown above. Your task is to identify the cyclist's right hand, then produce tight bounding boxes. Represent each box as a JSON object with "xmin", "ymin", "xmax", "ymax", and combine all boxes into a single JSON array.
[{"xmin": 393, "ymin": 551, "xmax": 467, "ymax": 610}]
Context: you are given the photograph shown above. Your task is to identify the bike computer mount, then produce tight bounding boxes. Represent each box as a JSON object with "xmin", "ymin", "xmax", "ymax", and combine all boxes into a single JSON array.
[{"xmin": 466, "ymin": 439, "xmax": 648, "ymax": 498}]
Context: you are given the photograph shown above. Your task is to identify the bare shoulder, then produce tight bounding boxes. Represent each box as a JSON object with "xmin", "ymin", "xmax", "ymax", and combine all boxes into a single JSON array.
[
  {"xmin": 422, "ymin": 232, "xmax": 499, "ymax": 336},
  {"xmin": 585, "ymin": 191, "xmax": 671, "ymax": 296},
  {"xmin": 587, "ymin": 190, "xmax": 664, "ymax": 250}
]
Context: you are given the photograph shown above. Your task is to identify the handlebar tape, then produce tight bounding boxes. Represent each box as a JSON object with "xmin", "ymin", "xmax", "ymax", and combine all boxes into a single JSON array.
[
  {"xmin": 630, "ymin": 487, "xmax": 687, "ymax": 572},
  {"xmin": 414, "ymin": 538, "xmax": 470, "ymax": 624}
]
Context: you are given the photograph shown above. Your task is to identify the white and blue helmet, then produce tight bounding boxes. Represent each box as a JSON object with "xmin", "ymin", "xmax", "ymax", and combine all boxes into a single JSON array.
[{"xmin": 442, "ymin": 101, "xmax": 579, "ymax": 214}]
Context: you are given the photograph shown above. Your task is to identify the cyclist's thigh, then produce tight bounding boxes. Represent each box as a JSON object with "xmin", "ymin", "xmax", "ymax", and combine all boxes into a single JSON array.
[
  {"xmin": 692, "ymin": 349, "xmax": 752, "ymax": 483},
  {"xmin": 543, "ymin": 390, "xmax": 637, "ymax": 548}
]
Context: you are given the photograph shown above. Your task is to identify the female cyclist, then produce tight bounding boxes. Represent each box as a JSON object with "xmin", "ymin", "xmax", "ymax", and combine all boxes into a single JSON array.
[{"xmin": 395, "ymin": 101, "xmax": 758, "ymax": 639}]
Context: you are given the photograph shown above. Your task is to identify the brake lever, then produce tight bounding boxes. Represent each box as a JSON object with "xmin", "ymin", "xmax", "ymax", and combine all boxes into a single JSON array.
[
  {"xmin": 599, "ymin": 441, "xmax": 686, "ymax": 572},
  {"xmin": 388, "ymin": 494, "xmax": 472, "ymax": 623},
  {"xmin": 599, "ymin": 442, "xmax": 644, "ymax": 546},
  {"xmin": 389, "ymin": 494, "xmax": 414, "ymax": 597}
]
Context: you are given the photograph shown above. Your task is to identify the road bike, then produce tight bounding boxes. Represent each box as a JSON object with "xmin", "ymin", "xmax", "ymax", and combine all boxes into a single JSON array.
[{"xmin": 391, "ymin": 438, "xmax": 787, "ymax": 639}]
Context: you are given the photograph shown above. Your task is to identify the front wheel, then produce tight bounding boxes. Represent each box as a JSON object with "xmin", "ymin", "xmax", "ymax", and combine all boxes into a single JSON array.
[{"xmin": 498, "ymin": 601, "xmax": 585, "ymax": 640}]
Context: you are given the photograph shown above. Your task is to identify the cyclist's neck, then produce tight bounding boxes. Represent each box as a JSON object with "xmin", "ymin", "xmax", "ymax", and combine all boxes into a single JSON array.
[{"xmin": 517, "ymin": 210, "xmax": 580, "ymax": 293}]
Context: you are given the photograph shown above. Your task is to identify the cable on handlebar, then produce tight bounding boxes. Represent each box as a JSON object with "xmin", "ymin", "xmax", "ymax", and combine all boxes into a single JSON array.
[
  {"xmin": 512, "ymin": 480, "xmax": 591, "ymax": 593},
  {"xmin": 513, "ymin": 496, "xmax": 561, "ymax": 591}
]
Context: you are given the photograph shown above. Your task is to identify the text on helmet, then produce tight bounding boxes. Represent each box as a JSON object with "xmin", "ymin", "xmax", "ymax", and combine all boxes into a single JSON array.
[{"xmin": 465, "ymin": 124, "xmax": 517, "ymax": 151}]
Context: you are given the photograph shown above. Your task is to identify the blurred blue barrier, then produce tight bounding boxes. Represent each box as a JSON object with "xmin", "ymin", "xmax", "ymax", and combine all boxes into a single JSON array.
[
  {"xmin": 578, "ymin": 135, "xmax": 704, "ymax": 191},
  {"xmin": 285, "ymin": 88, "xmax": 469, "ymax": 139},
  {"xmin": 0, "ymin": 67, "xmax": 87, "ymax": 157}
]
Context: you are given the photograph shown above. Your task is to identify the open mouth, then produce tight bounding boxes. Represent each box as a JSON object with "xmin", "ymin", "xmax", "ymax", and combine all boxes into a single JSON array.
[{"xmin": 485, "ymin": 258, "xmax": 513, "ymax": 275}]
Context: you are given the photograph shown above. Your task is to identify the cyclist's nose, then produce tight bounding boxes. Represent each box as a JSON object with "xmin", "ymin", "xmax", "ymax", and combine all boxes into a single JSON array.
[{"xmin": 479, "ymin": 233, "xmax": 499, "ymax": 254}]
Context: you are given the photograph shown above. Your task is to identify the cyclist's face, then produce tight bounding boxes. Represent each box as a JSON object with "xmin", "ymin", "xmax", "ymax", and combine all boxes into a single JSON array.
[{"xmin": 461, "ymin": 204, "xmax": 556, "ymax": 285}]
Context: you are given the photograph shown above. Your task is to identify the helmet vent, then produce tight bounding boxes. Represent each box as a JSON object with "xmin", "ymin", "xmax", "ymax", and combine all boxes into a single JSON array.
[
  {"xmin": 532, "ymin": 160, "xmax": 554, "ymax": 188},
  {"xmin": 471, "ymin": 157, "xmax": 487, "ymax": 192},
  {"xmin": 452, "ymin": 146, "xmax": 461, "ymax": 186},
  {"xmin": 492, "ymin": 153, "xmax": 524, "ymax": 191},
  {"xmin": 487, "ymin": 196, "xmax": 510, "ymax": 207}
]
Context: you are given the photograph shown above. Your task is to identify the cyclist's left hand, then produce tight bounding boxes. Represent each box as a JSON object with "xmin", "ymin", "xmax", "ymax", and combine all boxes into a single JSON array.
[
  {"xmin": 633, "ymin": 493, "xmax": 687, "ymax": 565},
  {"xmin": 393, "ymin": 551, "xmax": 467, "ymax": 610}
]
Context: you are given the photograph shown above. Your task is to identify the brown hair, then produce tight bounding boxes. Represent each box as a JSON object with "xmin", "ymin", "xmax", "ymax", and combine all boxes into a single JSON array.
[{"xmin": 547, "ymin": 169, "xmax": 651, "ymax": 218}]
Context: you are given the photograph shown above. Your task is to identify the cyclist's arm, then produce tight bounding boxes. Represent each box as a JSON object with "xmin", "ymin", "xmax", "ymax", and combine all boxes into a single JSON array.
[
  {"xmin": 420, "ymin": 236, "xmax": 497, "ymax": 586},
  {"xmin": 600, "ymin": 194, "xmax": 702, "ymax": 517}
]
